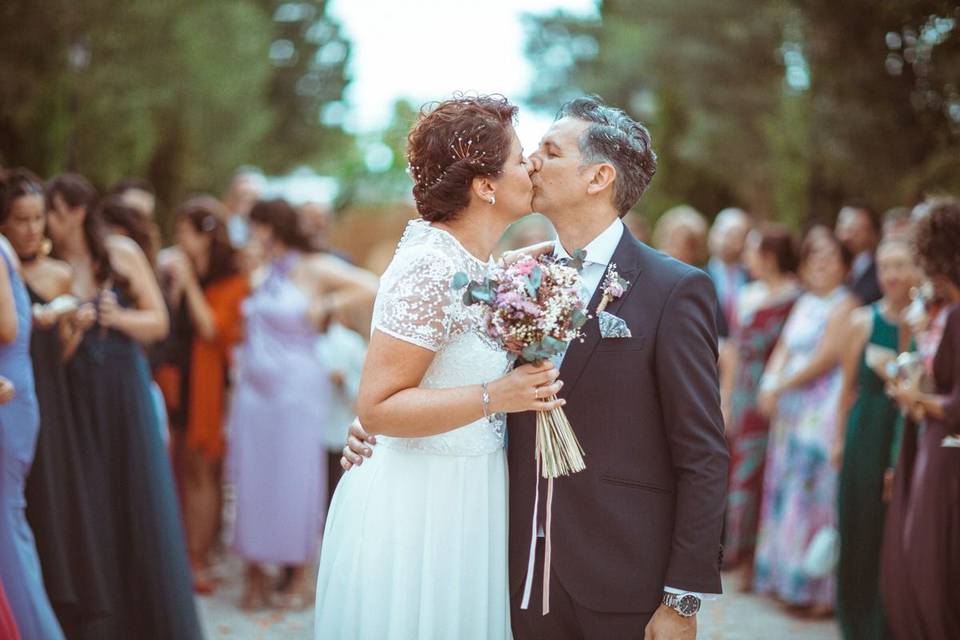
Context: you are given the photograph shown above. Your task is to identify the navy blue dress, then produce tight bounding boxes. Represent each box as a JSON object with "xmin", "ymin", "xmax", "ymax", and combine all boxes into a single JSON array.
[
  {"xmin": 24, "ymin": 284, "xmax": 111, "ymax": 637},
  {"xmin": 65, "ymin": 288, "xmax": 202, "ymax": 640}
]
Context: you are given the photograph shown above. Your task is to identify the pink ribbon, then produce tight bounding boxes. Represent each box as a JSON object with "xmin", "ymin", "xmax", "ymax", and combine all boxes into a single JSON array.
[{"xmin": 520, "ymin": 449, "xmax": 555, "ymax": 616}]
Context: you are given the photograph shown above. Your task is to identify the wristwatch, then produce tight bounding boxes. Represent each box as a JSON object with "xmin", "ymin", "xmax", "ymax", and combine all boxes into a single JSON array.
[{"xmin": 662, "ymin": 592, "xmax": 701, "ymax": 617}]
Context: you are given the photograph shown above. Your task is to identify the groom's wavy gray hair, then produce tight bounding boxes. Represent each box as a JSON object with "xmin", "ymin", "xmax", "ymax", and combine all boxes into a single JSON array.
[{"xmin": 557, "ymin": 96, "xmax": 657, "ymax": 217}]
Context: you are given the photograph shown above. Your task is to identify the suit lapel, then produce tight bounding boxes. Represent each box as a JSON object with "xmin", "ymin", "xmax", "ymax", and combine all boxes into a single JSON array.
[{"xmin": 558, "ymin": 229, "xmax": 644, "ymax": 399}]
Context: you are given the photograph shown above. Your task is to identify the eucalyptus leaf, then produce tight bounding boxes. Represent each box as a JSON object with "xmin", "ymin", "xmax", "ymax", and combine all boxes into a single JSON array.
[
  {"xmin": 570, "ymin": 309, "xmax": 588, "ymax": 329},
  {"xmin": 451, "ymin": 272, "xmax": 470, "ymax": 290},
  {"xmin": 541, "ymin": 336, "xmax": 566, "ymax": 356},
  {"xmin": 521, "ymin": 344, "xmax": 542, "ymax": 363},
  {"xmin": 472, "ymin": 286, "xmax": 495, "ymax": 304},
  {"xmin": 526, "ymin": 266, "xmax": 543, "ymax": 297}
]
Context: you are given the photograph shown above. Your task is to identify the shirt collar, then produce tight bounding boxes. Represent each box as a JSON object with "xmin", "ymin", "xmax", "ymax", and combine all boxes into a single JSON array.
[{"xmin": 554, "ymin": 218, "xmax": 624, "ymax": 267}]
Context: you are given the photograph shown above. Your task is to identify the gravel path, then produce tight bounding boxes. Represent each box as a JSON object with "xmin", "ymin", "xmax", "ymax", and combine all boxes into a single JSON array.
[{"xmin": 197, "ymin": 561, "xmax": 840, "ymax": 639}]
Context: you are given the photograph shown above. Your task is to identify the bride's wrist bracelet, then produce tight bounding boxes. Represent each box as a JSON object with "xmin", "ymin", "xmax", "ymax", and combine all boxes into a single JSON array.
[{"xmin": 481, "ymin": 383, "xmax": 493, "ymax": 423}]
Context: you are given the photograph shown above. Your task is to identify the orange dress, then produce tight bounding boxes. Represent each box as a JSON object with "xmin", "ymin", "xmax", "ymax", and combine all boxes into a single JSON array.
[{"xmin": 185, "ymin": 274, "xmax": 249, "ymax": 461}]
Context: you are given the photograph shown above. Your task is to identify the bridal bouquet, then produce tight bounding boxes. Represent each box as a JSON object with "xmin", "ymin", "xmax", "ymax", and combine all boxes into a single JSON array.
[{"xmin": 452, "ymin": 253, "xmax": 588, "ymax": 478}]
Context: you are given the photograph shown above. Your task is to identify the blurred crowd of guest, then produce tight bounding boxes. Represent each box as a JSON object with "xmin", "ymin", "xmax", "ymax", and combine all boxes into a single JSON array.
[
  {"xmin": 0, "ymin": 166, "xmax": 377, "ymax": 639},
  {"xmin": 634, "ymin": 198, "xmax": 959, "ymax": 640},
  {"xmin": 1, "ymin": 156, "xmax": 957, "ymax": 640}
]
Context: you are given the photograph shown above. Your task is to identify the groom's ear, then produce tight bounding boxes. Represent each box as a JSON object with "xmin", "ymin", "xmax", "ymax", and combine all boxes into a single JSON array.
[{"xmin": 585, "ymin": 163, "xmax": 616, "ymax": 197}]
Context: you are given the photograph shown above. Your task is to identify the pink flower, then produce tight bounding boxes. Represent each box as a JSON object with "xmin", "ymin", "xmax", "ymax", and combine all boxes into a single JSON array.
[{"xmin": 511, "ymin": 256, "xmax": 538, "ymax": 277}]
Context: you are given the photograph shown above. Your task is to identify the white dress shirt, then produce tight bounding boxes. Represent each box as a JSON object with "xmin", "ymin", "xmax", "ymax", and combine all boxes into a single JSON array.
[{"xmin": 551, "ymin": 218, "xmax": 625, "ymax": 365}]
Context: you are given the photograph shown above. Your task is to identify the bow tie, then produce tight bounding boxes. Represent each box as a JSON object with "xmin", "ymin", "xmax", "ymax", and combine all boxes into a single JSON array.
[{"xmin": 557, "ymin": 248, "xmax": 588, "ymax": 271}]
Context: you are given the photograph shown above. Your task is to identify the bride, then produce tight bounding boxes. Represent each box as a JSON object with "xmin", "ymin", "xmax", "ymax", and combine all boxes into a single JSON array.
[{"xmin": 314, "ymin": 95, "xmax": 563, "ymax": 639}]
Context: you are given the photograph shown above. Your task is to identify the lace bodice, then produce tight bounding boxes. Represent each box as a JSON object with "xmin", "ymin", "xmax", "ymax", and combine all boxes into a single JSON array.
[{"xmin": 371, "ymin": 220, "xmax": 510, "ymax": 456}]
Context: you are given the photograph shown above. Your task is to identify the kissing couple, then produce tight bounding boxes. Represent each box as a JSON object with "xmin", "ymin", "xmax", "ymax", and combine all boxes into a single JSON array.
[{"xmin": 315, "ymin": 94, "xmax": 729, "ymax": 640}]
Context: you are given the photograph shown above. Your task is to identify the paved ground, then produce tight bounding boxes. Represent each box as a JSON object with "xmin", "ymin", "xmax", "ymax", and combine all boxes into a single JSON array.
[{"xmin": 197, "ymin": 561, "xmax": 840, "ymax": 639}]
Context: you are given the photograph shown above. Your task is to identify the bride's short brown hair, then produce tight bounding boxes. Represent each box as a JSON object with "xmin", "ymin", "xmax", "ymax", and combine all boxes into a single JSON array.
[{"xmin": 407, "ymin": 94, "xmax": 518, "ymax": 222}]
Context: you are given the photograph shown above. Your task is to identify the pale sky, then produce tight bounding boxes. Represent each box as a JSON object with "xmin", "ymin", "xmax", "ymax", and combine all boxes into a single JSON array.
[{"xmin": 328, "ymin": 0, "xmax": 598, "ymax": 151}]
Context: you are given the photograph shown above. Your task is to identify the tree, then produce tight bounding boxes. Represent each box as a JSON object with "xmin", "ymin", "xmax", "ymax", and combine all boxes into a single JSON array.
[
  {"xmin": 523, "ymin": 0, "xmax": 960, "ymax": 227},
  {"xmin": 0, "ymin": 0, "xmax": 353, "ymax": 226}
]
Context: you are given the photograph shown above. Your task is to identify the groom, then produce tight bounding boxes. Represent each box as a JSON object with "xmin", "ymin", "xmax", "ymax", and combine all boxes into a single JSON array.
[{"xmin": 346, "ymin": 96, "xmax": 728, "ymax": 639}]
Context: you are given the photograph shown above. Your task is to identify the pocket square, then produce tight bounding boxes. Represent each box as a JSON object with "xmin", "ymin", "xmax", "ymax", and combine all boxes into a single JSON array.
[{"xmin": 598, "ymin": 311, "xmax": 632, "ymax": 338}]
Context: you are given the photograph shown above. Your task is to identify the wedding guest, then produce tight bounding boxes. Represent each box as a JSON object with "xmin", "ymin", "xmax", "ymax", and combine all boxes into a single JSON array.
[
  {"xmin": 720, "ymin": 224, "xmax": 801, "ymax": 584},
  {"xmin": 98, "ymin": 194, "xmax": 161, "ymax": 267},
  {"xmin": 881, "ymin": 206, "xmax": 912, "ymax": 241},
  {"xmin": 95, "ymin": 197, "xmax": 170, "ymax": 446},
  {"xmin": 754, "ymin": 227, "xmax": 858, "ymax": 613},
  {"xmin": 314, "ymin": 322, "xmax": 367, "ymax": 504},
  {"xmin": 707, "ymin": 208, "xmax": 752, "ymax": 336},
  {"xmin": 228, "ymin": 198, "xmax": 377, "ymax": 610},
  {"xmin": 0, "ymin": 172, "xmax": 65, "ymax": 638},
  {"xmin": 652, "ymin": 204, "xmax": 708, "ymax": 266},
  {"xmin": 0, "ymin": 577, "xmax": 19, "ymax": 640},
  {"xmin": 46, "ymin": 173, "xmax": 203, "ymax": 639},
  {"xmin": 2, "ymin": 169, "xmax": 110, "ymax": 636},
  {"xmin": 835, "ymin": 239, "xmax": 919, "ymax": 640},
  {"xmin": 881, "ymin": 199, "xmax": 960, "ymax": 640},
  {"xmin": 222, "ymin": 168, "xmax": 265, "ymax": 249},
  {"xmin": 623, "ymin": 210, "xmax": 651, "ymax": 244},
  {"xmin": 300, "ymin": 200, "xmax": 334, "ymax": 249},
  {"xmin": 109, "ymin": 178, "xmax": 157, "ymax": 227},
  {"xmin": 160, "ymin": 196, "xmax": 249, "ymax": 592},
  {"xmin": 298, "ymin": 199, "xmax": 355, "ymax": 266},
  {"xmin": 836, "ymin": 204, "xmax": 882, "ymax": 305}
]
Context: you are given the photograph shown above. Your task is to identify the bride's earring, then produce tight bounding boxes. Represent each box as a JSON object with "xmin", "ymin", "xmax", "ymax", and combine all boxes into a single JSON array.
[{"xmin": 488, "ymin": 196, "xmax": 496, "ymax": 205}]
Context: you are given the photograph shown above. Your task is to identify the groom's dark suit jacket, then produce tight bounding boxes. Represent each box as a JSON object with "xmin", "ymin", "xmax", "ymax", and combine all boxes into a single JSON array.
[{"xmin": 507, "ymin": 227, "xmax": 729, "ymax": 614}]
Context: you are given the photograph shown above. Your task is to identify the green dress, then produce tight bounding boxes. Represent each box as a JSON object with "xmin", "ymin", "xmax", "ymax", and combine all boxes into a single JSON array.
[{"xmin": 837, "ymin": 304, "xmax": 903, "ymax": 640}]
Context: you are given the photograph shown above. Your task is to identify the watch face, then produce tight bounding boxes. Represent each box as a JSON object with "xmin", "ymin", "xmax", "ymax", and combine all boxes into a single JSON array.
[{"xmin": 678, "ymin": 595, "xmax": 701, "ymax": 616}]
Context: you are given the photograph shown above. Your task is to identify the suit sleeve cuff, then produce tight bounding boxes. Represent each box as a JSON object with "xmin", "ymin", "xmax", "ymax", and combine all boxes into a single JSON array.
[{"xmin": 664, "ymin": 586, "xmax": 721, "ymax": 601}]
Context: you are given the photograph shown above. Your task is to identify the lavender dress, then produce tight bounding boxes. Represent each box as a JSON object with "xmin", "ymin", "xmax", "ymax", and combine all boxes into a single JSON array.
[{"xmin": 228, "ymin": 254, "xmax": 331, "ymax": 564}]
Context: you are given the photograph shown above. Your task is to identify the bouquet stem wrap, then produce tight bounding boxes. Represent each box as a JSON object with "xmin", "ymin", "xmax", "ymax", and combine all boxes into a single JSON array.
[
  {"xmin": 519, "ymin": 395, "xmax": 586, "ymax": 616},
  {"xmin": 535, "ymin": 395, "xmax": 585, "ymax": 479}
]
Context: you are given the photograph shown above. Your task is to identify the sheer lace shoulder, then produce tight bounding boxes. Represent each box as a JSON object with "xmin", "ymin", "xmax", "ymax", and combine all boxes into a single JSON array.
[{"xmin": 372, "ymin": 220, "xmax": 487, "ymax": 352}]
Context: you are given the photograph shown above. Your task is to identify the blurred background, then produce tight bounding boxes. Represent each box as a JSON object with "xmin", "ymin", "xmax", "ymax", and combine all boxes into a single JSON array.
[
  {"xmin": 2, "ymin": 2, "xmax": 960, "ymax": 639},
  {"xmin": 3, "ymin": 0, "xmax": 958, "ymax": 265}
]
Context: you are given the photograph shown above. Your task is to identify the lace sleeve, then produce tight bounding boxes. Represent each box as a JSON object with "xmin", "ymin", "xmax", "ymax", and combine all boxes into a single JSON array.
[{"xmin": 374, "ymin": 246, "xmax": 458, "ymax": 352}]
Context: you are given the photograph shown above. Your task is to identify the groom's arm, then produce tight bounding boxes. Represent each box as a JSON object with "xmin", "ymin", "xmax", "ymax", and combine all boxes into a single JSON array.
[{"xmin": 654, "ymin": 269, "xmax": 729, "ymax": 595}]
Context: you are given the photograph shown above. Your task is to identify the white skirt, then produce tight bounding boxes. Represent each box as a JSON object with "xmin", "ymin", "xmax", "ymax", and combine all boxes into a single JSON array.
[{"xmin": 315, "ymin": 442, "xmax": 512, "ymax": 640}]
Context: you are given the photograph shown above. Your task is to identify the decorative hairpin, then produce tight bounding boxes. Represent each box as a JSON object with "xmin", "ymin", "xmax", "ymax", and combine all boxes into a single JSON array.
[
  {"xmin": 409, "ymin": 127, "xmax": 495, "ymax": 192},
  {"xmin": 450, "ymin": 129, "xmax": 490, "ymax": 170}
]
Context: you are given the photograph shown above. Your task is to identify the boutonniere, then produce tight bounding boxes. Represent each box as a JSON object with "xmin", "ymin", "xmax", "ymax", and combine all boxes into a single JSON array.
[{"xmin": 596, "ymin": 263, "xmax": 630, "ymax": 314}]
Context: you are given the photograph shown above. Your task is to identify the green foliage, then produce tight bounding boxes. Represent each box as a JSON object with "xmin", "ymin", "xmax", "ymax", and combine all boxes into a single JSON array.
[
  {"xmin": 0, "ymin": 0, "xmax": 351, "ymax": 226},
  {"xmin": 524, "ymin": 0, "xmax": 960, "ymax": 225},
  {"xmin": 525, "ymin": 266, "xmax": 543, "ymax": 298}
]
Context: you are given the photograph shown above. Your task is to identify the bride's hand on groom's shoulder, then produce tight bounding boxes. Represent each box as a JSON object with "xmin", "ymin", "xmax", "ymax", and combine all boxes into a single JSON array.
[
  {"xmin": 500, "ymin": 241, "xmax": 555, "ymax": 266},
  {"xmin": 341, "ymin": 419, "xmax": 376, "ymax": 471}
]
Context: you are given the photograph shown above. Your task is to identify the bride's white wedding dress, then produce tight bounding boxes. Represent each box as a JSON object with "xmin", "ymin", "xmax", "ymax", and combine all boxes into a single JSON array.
[{"xmin": 315, "ymin": 220, "xmax": 513, "ymax": 639}]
